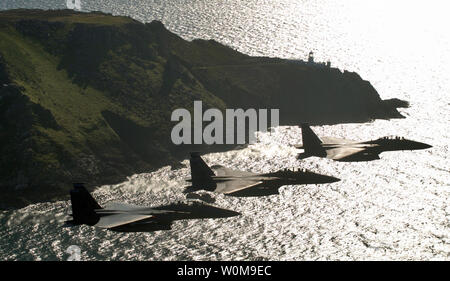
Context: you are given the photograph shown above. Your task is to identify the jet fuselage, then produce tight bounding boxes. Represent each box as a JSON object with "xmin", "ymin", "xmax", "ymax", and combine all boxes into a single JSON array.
[
  {"xmin": 66, "ymin": 184, "xmax": 240, "ymax": 232},
  {"xmin": 107, "ymin": 202, "xmax": 240, "ymax": 232},
  {"xmin": 187, "ymin": 168, "xmax": 340, "ymax": 197},
  {"xmin": 297, "ymin": 124, "xmax": 432, "ymax": 162}
]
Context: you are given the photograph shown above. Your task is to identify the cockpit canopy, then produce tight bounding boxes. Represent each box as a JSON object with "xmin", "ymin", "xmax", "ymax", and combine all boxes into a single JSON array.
[
  {"xmin": 280, "ymin": 167, "xmax": 310, "ymax": 173},
  {"xmin": 381, "ymin": 136, "xmax": 405, "ymax": 140}
]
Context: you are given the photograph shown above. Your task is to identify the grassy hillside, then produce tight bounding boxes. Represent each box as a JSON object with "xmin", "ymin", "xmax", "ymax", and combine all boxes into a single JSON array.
[{"xmin": 0, "ymin": 9, "xmax": 405, "ymax": 208}]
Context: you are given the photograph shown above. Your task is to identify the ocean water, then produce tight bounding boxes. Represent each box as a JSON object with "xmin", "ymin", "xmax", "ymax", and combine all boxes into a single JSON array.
[{"xmin": 0, "ymin": 0, "xmax": 449, "ymax": 260}]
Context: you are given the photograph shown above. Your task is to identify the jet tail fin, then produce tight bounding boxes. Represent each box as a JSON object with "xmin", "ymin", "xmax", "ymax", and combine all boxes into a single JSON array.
[
  {"xmin": 67, "ymin": 183, "xmax": 101, "ymax": 226},
  {"xmin": 297, "ymin": 152, "xmax": 312, "ymax": 160},
  {"xmin": 300, "ymin": 123, "xmax": 326, "ymax": 156},
  {"xmin": 188, "ymin": 152, "xmax": 217, "ymax": 192}
]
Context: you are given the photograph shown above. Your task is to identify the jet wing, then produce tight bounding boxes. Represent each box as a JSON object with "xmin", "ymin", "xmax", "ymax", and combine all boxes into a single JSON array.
[
  {"xmin": 320, "ymin": 137, "xmax": 357, "ymax": 144},
  {"xmin": 215, "ymin": 179, "xmax": 263, "ymax": 195},
  {"xmin": 326, "ymin": 147, "xmax": 367, "ymax": 160},
  {"xmin": 99, "ymin": 202, "xmax": 183, "ymax": 216},
  {"xmin": 213, "ymin": 166, "xmax": 259, "ymax": 178},
  {"xmin": 95, "ymin": 213, "xmax": 155, "ymax": 229},
  {"xmin": 103, "ymin": 202, "xmax": 150, "ymax": 211},
  {"xmin": 295, "ymin": 137, "xmax": 357, "ymax": 149}
]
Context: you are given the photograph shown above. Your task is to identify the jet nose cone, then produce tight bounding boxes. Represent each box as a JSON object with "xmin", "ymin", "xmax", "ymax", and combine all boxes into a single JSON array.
[
  {"xmin": 326, "ymin": 175, "xmax": 341, "ymax": 183},
  {"xmin": 411, "ymin": 141, "xmax": 432, "ymax": 150},
  {"xmin": 224, "ymin": 209, "xmax": 241, "ymax": 218},
  {"xmin": 420, "ymin": 143, "xmax": 432, "ymax": 149},
  {"xmin": 204, "ymin": 204, "xmax": 241, "ymax": 218},
  {"xmin": 303, "ymin": 171, "xmax": 340, "ymax": 184},
  {"xmin": 317, "ymin": 174, "xmax": 340, "ymax": 184},
  {"xmin": 214, "ymin": 207, "xmax": 241, "ymax": 218}
]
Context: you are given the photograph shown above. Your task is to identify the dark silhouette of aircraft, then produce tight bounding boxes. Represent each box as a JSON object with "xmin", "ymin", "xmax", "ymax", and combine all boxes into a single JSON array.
[
  {"xmin": 295, "ymin": 124, "xmax": 432, "ymax": 162},
  {"xmin": 65, "ymin": 183, "xmax": 240, "ymax": 232},
  {"xmin": 184, "ymin": 152, "xmax": 340, "ymax": 197}
]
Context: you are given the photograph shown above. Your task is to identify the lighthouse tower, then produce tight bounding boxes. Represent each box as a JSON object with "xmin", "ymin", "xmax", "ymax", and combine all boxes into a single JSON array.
[{"xmin": 308, "ymin": 51, "xmax": 314, "ymax": 63}]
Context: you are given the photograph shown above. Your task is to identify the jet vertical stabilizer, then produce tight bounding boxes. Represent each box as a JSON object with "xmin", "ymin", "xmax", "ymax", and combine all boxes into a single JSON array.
[
  {"xmin": 187, "ymin": 152, "xmax": 217, "ymax": 192},
  {"xmin": 300, "ymin": 124, "xmax": 327, "ymax": 157},
  {"xmin": 67, "ymin": 183, "xmax": 101, "ymax": 226}
]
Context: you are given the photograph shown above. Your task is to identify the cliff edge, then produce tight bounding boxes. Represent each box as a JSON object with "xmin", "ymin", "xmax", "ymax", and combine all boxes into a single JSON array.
[{"xmin": 0, "ymin": 9, "xmax": 406, "ymax": 208}]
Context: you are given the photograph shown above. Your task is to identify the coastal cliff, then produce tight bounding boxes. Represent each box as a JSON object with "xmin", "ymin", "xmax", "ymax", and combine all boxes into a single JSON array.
[{"xmin": 0, "ymin": 9, "xmax": 406, "ymax": 208}]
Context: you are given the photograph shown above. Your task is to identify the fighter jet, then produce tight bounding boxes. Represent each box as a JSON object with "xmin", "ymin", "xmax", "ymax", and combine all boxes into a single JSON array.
[
  {"xmin": 295, "ymin": 124, "xmax": 432, "ymax": 162},
  {"xmin": 184, "ymin": 153, "xmax": 340, "ymax": 197},
  {"xmin": 64, "ymin": 183, "xmax": 240, "ymax": 232}
]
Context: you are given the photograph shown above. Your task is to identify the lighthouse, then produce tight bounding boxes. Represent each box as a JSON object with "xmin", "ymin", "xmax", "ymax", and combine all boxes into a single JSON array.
[{"xmin": 308, "ymin": 51, "xmax": 314, "ymax": 63}]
